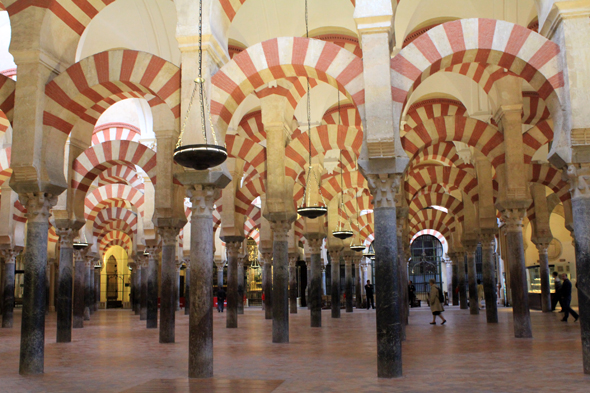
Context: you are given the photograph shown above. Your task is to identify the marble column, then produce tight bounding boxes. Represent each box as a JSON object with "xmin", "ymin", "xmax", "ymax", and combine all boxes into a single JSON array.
[
  {"xmin": 48, "ymin": 260, "xmax": 56, "ymax": 313},
  {"xmin": 366, "ymin": 174, "xmax": 403, "ymax": 378},
  {"xmin": 159, "ymin": 227, "xmax": 180, "ymax": 343},
  {"xmin": 187, "ymin": 185, "xmax": 219, "ymax": 378},
  {"xmin": 17, "ymin": 193, "xmax": 56, "ymax": 375},
  {"xmin": 329, "ymin": 249, "xmax": 341, "ymax": 318},
  {"xmin": 133, "ymin": 261, "xmax": 140, "ymax": 315},
  {"xmin": 270, "ymin": 221, "xmax": 291, "ymax": 343},
  {"xmin": 535, "ymin": 242, "xmax": 552, "ymax": 313},
  {"xmin": 307, "ymin": 260, "xmax": 311, "ymax": 310},
  {"xmin": 450, "ymin": 253, "xmax": 459, "ymax": 306},
  {"xmin": 321, "ymin": 263, "xmax": 327, "ymax": 296},
  {"xmin": 481, "ymin": 235, "xmax": 499, "ymax": 323},
  {"xmin": 464, "ymin": 244, "xmax": 479, "ymax": 315},
  {"xmin": 146, "ymin": 247, "xmax": 159, "ymax": 329},
  {"xmin": 129, "ymin": 265, "xmax": 136, "ymax": 313},
  {"xmin": 288, "ymin": 253, "xmax": 298, "ymax": 314},
  {"xmin": 140, "ymin": 256, "xmax": 148, "ymax": 321},
  {"xmin": 84, "ymin": 257, "xmax": 93, "ymax": 320},
  {"xmin": 73, "ymin": 251, "xmax": 86, "ymax": 329},
  {"xmin": 565, "ymin": 165, "xmax": 590, "ymax": 373},
  {"xmin": 184, "ymin": 264, "xmax": 190, "ymax": 316},
  {"xmin": 94, "ymin": 264, "xmax": 101, "ymax": 312},
  {"xmin": 306, "ymin": 237, "xmax": 323, "ymax": 327},
  {"xmin": 225, "ymin": 239, "xmax": 242, "ymax": 329},
  {"xmin": 458, "ymin": 252, "xmax": 468, "ymax": 309},
  {"xmin": 343, "ymin": 253, "xmax": 354, "ymax": 313},
  {"xmin": 2, "ymin": 249, "xmax": 19, "ymax": 328},
  {"xmin": 215, "ymin": 261, "xmax": 225, "ymax": 290},
  {"xmin": 502, "ymin": 208, "xmax": 532, "ymax": 338},
  {"xmin": 238, "ymin": 255, "xmax": 246, "ymax": 315},
  {"xmin": 261, "ymin": 252, "xmax": 272, "ymax": 320},
  {"xmin": 354, "ymin": 256, "xmax": 362, "ymax": 308},
  {"xmin": 176, "ymin": 261, "xmax": 182, "ymax": 311}
]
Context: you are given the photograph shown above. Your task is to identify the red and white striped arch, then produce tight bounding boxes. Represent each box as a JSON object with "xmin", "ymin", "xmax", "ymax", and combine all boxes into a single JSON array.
[
  {"xmin": 92, "ymin": 122, "xmax": 141, "ymax": 145},
  {"xmin": 409, "ymin": 193, "xmax": 464, "ymax": 221},
  {"xmin": 236, "ymin": 176, "xmax": 265, "ymax": 215},
  {"xmin": 71, "ymin": 140, "xmax": 157, "ymax": 192},
  {"xmin": 92, "ymin": 207, "xmax": 138, "ymax": 237},
  {"xmin": 101, "ymin": 235, "xmax": 133, "ymax": 256},
  {"xmin": 13, "ymin": 200, "xmax": 26, "ymax": 223},
  {"xmin": 220, "ymin": 0, "xmax": 357, "ymax": 23},
  {"xmin": 236, "ymin": 110, "xmax": 265, "ymax": 143},
  {"xmin": 97, "ymin": 164, "xmax": 145, "ymax": 190},
  {"xmin": 211, "ymin": 38, "xmax": 364, "ymax": 137},
  {"xmin": 522, "ymin": 119, "xmax": 553, "ymax": 161},
  {"xmin": 0, "ymin": 74, "xmax": 15, "ymax": 134},
  {"xmin": 391, "ymin": 19, "xmax": 564, "ymax": 125},
  {"xmin": 409, "ymin": 142, "xmax": 472, "ymax": 172},
  {"xmin": 85, "ymin": 184, "xmax": 144, "ymax": 221},
  {"xmin": 225, "ymin": 134, "xmax": 266, "ymax": 178},
  {"xmin": 321, "ymin": 103, "xmax": 363, "ymax": 129},
  {"xmin": 405, "ymin": 166, "xmax": 479, "ymax": 203},
  {"xmin": 410, "ymin": 229, "xmax": 447, "ymax": 246},
  {"xmin": 44, "ymin": 50, "xmax": 180, "ymax": 139},
  {"xmin": 404, "ymin": 98, "xmax": 467, "ymax": 132},
  {"xmin": 529, "ymin": 163, "xmax": 570, "ymax": 202},
  {"xmin": 319, "ymin": 170, "xmax": 368, "ymax": 203}
]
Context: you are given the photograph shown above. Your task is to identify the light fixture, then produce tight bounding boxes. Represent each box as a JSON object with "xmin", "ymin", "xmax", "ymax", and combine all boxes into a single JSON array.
[
  {"xmin": 173, "ymin": 0, "xmax": 227, "ymax": 171},
  {"xmin": 297, "ymin": 0, "xmax": 327, "ymax": 220},
  {"xmin": 73, "ymin": 228, "xmax": 89, "ymax": 250},
  {"xmin": 332, "ymin": 145, "xmax": 353, "ymax": 240},
  {"xmin": 350, "ymin": 244, "xmax": 366, "ymax": 252}
]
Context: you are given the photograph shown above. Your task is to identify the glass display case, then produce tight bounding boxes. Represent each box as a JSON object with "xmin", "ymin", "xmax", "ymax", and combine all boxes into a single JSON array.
[{"xmin": 526, "ymin": 265, "xmax": 555, "ymax": 294}]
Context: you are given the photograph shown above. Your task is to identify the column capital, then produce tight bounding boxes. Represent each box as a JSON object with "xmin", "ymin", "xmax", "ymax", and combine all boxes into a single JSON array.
[
  {"xmin": 84, "ymin": 255, "xmax": 95, "ymax": 268},
  {"xmin": 366, "ymin": 174, "xmax": 402, "ymax": 209},
  {"xmin": 56, "ymin": 227, "xmax": 76, "ymax": 249},
  {"xmin": 260, "ymin": 252, "xmax": 273, "ymax": 266},
  {"xmin": 501, "ymin": 208, "xmax": 526, "ymax": 233},
  {"xmin": 342, "ymin": 252, "xmax": 354, "ymax": 266},
  {"xmin": 566, "ymin": 164, "xmax": 590, "ymax": 200},
  {"xmin": 533, "ymin": 238, "xmax": 552, "ymax": 255},
  {"xmin": 214, "ymin": 260, "xmax": 226, "ymax": 269},
  {"xmin": 187, "ymin": 185, "xmax": 220, "ymax": 218},
  {"xmin": 270, "ymin": 220, "xmax": 291, "ymax": 242},
  {"xmin": 288, "ymin": 253, "xmax": 298, "ymax": 268},
  {"xmin": 328, "ymin": 249, "xmax": 341, "ymax": 262},
  {"xmin": 157, "ymin": 226, "xmax": 181, "ymax": 247},
  {"xmin": 1, "ymin": 248, "xmax": 21, "ymax": 264},
  {"xmin": 144, "ymin": 246, "xmax": 160, "ymax": 258},
  {"xmin": 479, "ymin": 231, "xmax": 497, "ymax": 248},
  {"xmin": 305, "ymin": 235, "xmax": 324, "ymax": 255},
  {"xmin": 19, "ymin": 192, "xmax": 57, "ymax": 223},
  {"xmin": 225, "ymin": 240, "xmax": 242, "ymax": 258}
]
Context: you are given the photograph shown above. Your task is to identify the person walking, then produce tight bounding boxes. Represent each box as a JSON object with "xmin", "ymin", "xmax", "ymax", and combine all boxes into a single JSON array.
[
  {"xmin": 408, "ymin": 280, "xmax": 416, "ymax": 307},
  {"xmin": 428, "ymin": 279, "xmax": 446, "ymax": 325},
  {"xmin": 560, "ymin": 274, "xmax": 579, "ymax": 322},
  {"xmin": 477, "ymin": 279, "xmax": 485, "ymax": 309},
  {"xmin": 551, "ymin": 271, "xmax": 563, "ymax": 312},
  {"xmin": 365, "ymin": 280, "xmax": 375, "ymax": 310},
  {"xmin": 217, "ymin": 286, "xmax": 226, "ymax": 313}
]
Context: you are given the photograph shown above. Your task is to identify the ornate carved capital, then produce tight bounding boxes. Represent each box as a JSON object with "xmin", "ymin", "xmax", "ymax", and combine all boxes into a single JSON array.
[
  {"xmin": 501, "ymin": 208, "xmax": 526, "ymax": 233},
  {"xmin": 328, "ymin": 249, "xmax": 341, "ymax": 263},
  {"xmin": 342, "ymin": 253, "xmax": 354, "ymax": 266},
  {"xmin": 366, "ymin": 174, "xmax": 402, "ymax": 209},
  {"xmin": 226, "ymin": 241, "xmax": 242, "ymax": 258},
  {"xmin": 158, "ymin": 227, "xmax": 180, "ymax": 247},
  {"xmin": 56, "ymin": 227, "xmax": 76, "ymax": 248},
  {"xmin": 1, "ymin": 249, "xmax": 20, "ymax": 264},
  {"xmin": 534, "ymin": 241, "xmax": 551, "ymax": 255},
  {"xmin": 85, "ymin": 256, "xmax": 95, "ymax": 268},
  {"xmin": 187, "ymin": 185, "xmax": 220, "ymax": 218},
  {"xmin": 479, "ymin": 233, "xmax": 496, "ymax": 249},
  {"xmin": 270, "ymin": 220, "xmax": 291, "ymax": 242},
  {"xmin": 260, "ymin": 252, "xmax": 273, "ymax": 266},
  {"xmin": 566, "ymin": 164, "xmax": 590, "ymax": 200},
  {"xmin": 144, "ymin": 246, "xmax": 159, "ymax": 258},
  {"xmin": 20, "ymin": 192, "xmax": 57, "ymax": 223},
  {"xmin": 215, "ymin": 260, "xmax": 226, "ymax": 269},
  {"xmin": 288, "ymin": 253, "xmax": 298, "ymax": 268},
  {"xmin": 306, "ymin": 237, "xmax": 323, "ymax": 255}
]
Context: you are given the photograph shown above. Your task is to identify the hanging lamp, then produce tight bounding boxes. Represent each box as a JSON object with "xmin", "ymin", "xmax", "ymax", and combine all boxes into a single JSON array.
[
  {"xmin": 350, "ymin": 189, "xmax": 366, "ymax": 251},
  {"xmin": 332, "ymin": 150, "xmax": 353, "ymax": 239},
  {"xmin": 173, "ymin": 0, "xmax": 227, "ymax": 171},
  {"xmin": 73, "ymin": 228, "xmax": 90, "ymax": 250},
  {"xmin": 297, "ymin": 0, "xmax": 327, "ymax": 220}
]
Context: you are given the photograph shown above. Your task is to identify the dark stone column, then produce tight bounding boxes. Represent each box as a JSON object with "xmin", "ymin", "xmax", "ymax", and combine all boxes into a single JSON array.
[
  {"xmin": 2, "ymin": 250, "xmax": 18, "ymax": 328},
  {"xmin": 94, "ymin": 265, "xmax": 101, "ymax": 312},
  {"xmin": 134, "ymin": 263, "xmax": 141, "ymax": 315},
  {"xmin": 238, "ymin": 257, "xmax": 245, "ymax": 315},
  {"xmin": 534, "ymin": 242, "xmax": 552, "ymax": 313},
  {"xmin": 146, "ymin": 247, "xmax": 159, "ymax": 329},
  {"xmin": 187, "ymin": 185, "xmax": 218, "ymax": 378},
  {"xmin": 307, "ymin": 262, "xmax": 311, "ymax": 310},
  {"xmin": 84, "ymin": 259, "xmax": 93, "ymax": 320},
  {"xmin": 270, "ymin": 221, "xmax": 291, "ymax": 343},
  {"xmin": 502, "ymin": 208, "xmax": 532, "ymax": 338},
  {"xmin": 159, "ymin": 227, "xmax": 180, "ymax": 343},
  {"xmin": 329, "ymin": 249, "xmax": 341, "ymax": 318},
  {"xmin": 396, "ymin": 225, "xmax": 408, "ymax": 333},
  {"xmin": 450, "ymin": 253, "xmax": 459, "ymax": 306},
  {"xmin": 367, "ymin": 174, "xmax": 402, "ymax": 378},
  {"xmin": 176, "ymin": 262, "xmax": 181, "ymax": 311},
  {"xmin": 354, "ymin": 257, "xmax": 362, "ymax": 308},
  {"xmin": 567, "ymin": 168, "xmax": 590, "ymax": 373},
  {"xmin": 18, "ymin": 193, "xmax": 56, "ymax": 375},
  {"xmin": 140, "ymin": 257, "xmax": 148, "ymax": 320},
  {"xmin": 289, "ymin": 254, "xmax": 298, "ymax": 314},
  {"xmin": 306, "ymin": 236, "xmax": 323, "ymax": 327},
  {"xmin": 73, "ymin": 251, "xmax": 85, "ymax": 329},
  {"xmin": 129, "ymin": 266, "xmax": 135, "ymax": 313},
  {"xmin": 184, "ymin": 266, "xmax": 190, "ymax": 316},
  {"xmin": 481, "ymin": 235, "xmax": 499, "ymax": 323},
  {"xmin": 224, "ymin": 239, "xmax": 243, "ymax": 329},
  {"xmin": 464, "ymin": 244, "xmax": 479, "ymax": 315},
  {"xmin": 89, "ymin": 262, "xmax": 95, "ymax": 314},
  {"xmin": 343, "ymin": 253, "xmax": 353, "ymax": 313},
  {"xmin": 261, "ymin": 252, "xmax": 272, "ymax": 320},
  {"xmin": 458, "ymin": 252, "xmax": 468, "ymax": 309}
]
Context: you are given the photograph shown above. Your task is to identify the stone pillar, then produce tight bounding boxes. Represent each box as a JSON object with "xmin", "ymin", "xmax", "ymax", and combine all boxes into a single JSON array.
[
  {"xmin": 184, "ymin": 264, "xmax": 190, "ymax": 316},
  {"xmin": 261, "ymin": 252, "xmax": 272, "ymax": 320},
  {"xmin": 238, "ymin": 255, "xmax": 246, "ymax": 315},
  {"xmin": 94, "ymin": 263, "xmax": 101, "ymax": 312},
  {"xmin": 321, "ymin": 263, "xmax": 327, "ymax": 296},
  {"xmin": 458, "ymin": 252, "xmax": 468, "ymax": 309},
  {"xmin": 354, "ymin": 255, "xmax": 362, "ymax": 308},
  {"xmin": 48, "ymin": 260, "xmax": 56, "ymax": 313},
  {"xmin": 176, "ymin": 261, "xmax": 182, "ymax": 311},
  {"xmin": 186, "ymin": 185, "xmax": 220, "ymax": 378},
  {"xmin": 502, "ymin": 208, "xmax": 532, "ymax": 338},
  {"xmin": 215, "ymin": 261, "xmax": 225, "ymax": 288},
  {"xmin": 225, "ymin": 239, "xmax": 242, "ymax": 328},
  {"xmin": 1, "ymin": 249, "xmax": 19, "ymax": 328},
  {"xmin": 306, "ymin": 237, "xmax": 323, "ymax": 327},
  {"xmin": 73, "ymin": 250, "xmax": 86, "ymax": 329},
  {"xmin": 480, "ymin": 234, "xmax": 499, "ymax": 323},
  {"xmin": 288, "ymin": 253, "xmax": 298, "ymax": 314},
  {"xmin": 361, "ymin": 263, "xmax": 368, "ymax": 307},
  {"xmin": 84, "ymin": 257, "xmax": 93, "ymax": 320},
  {"xmin": 270, "ymin": 221, "xmax": 291, "ymax": 343},
  {"xmin": 450, "ymin": 253, "xmax": 459, "ymax": 306},
  {"xmin": 329, "ymin": 250, "xmax": 341, "ymax": 318},
  {"xmin": 145, "ymin": 247, "xmax": 159, "ymax": 329},
  {"xmin": 464, "ymin": 242, "xmax": 479, "ymax": 315},
  {"xmin": 140, "ymin": 256, "xmax": 148, "ymax": 321},
  {"xmin": 343, "ymin": 253, "xmax": 354, "ymax": 313},
  {"xmin": 565, "ymin": 164, "xmax": 590, "ymax": 372},
  {"xmin": 159, "ymin": 227, "xmax": 180, "ymax": 343},
  {"xmin": 535, "ymin": 242, "xmax": 552, "ymax": 313},
  {"xmin": 133, "ymin": 262, "xmax": 141, "ymax": 315},
  {"xmin": 307, "ymin": 259, "xmax": 311, "ymax": 310},
  {"xmin": 366, "ymin": 174, "xmax": 403, "ymax": 378}
]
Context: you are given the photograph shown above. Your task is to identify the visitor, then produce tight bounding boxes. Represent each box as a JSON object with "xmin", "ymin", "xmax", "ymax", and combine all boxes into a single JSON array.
[
  {"xmin": 217, "ymin": 286, "xmax": 226, "ymax": 313},
  {"xmin": 428, "ymin": 279, "xmax": 446, "ymax": 325},
  {"xmin": 560, "ymin": 274, "xmax": 578, "ymax": 322},
  {"xmin": 551, "ymin": 271, "xmax": 563, "ymax": 312},
  {"xmin": 477, "ymin": 279, "xmax": 485, "ymax": 309},
  {"xmin": 365, "ymin": 280, "xmax": 374, "ymax": 310},
  {"xmin": 408, "ymin": 280, "xmax": 416, "ymax": 307}
]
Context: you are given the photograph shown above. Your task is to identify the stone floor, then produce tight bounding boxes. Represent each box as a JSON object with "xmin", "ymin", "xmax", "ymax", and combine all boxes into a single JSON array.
[{"xmin": 0, "ymin": 305, "xmax": 588, "ymax": 392}]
